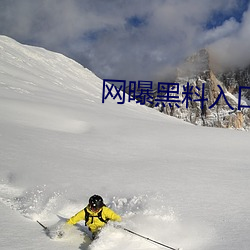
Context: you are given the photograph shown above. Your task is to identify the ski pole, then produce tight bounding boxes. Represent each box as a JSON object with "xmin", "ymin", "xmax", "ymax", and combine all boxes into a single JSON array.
[
  {"xmin": 37, "ymin": 220, "xmax": 48, "ymax": 231},
  {"xmin": 122, "ymin": 227, "xmax": 180, "ymax": 250}
]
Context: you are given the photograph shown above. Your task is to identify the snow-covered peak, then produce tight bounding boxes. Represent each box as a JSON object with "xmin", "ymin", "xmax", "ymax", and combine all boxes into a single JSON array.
[
  {"xmin": 0, "ymin": 35, "xmax": 103, "ymax": 100},
  {"xmin": 0, "ymin": 35, "xmax": 174, "ymax": 132}
]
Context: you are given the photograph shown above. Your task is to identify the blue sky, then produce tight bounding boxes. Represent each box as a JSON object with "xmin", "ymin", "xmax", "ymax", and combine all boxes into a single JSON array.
[
  {"xmin": 0, "ymin": 0, "xmax": 249, "ymax": 81},
  {"xmin": 206, "ymin": 0, "xmax": 249, "ymax": 28}
]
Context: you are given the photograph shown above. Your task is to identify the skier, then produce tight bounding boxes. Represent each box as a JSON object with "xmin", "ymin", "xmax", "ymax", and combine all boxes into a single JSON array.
[{"xmin": 66, "ymin": 194, "xmax": 121, "ymax": 239}]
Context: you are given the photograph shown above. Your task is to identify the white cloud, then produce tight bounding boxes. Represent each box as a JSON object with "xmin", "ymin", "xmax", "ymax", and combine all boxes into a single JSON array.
[
  {"xmin": 0, "ymin": 0, "xmax": 248, "ymax": 80},
  {"xmin": 209, "ymin": 4, "xmax": 250, "ymax": 69},
  {"xmin": 200, "ymin": 18, "xmax": 240, "ymax": 45}
]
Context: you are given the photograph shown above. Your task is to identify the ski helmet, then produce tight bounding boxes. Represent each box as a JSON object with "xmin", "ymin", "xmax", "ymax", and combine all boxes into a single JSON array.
[{"xmin": 89, "ymin": 195, "xmax": 104, "ymax": 210}]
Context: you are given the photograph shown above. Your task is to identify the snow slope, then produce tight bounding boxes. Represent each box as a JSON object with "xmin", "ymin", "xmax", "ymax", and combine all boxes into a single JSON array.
[{"xmin": 0, "ymin": 35, "xmax": 250, "ymax": 250}]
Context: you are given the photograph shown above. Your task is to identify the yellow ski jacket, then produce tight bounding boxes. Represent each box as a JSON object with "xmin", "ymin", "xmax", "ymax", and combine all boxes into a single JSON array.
[{"xmin": 67, "ymin": 206, "xmax": 121, "ymax": 233}]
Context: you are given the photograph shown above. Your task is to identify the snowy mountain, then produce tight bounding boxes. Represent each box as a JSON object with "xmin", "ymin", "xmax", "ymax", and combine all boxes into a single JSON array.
[
  {"xmin": 217, "ymin": 65, "xmax": 250, "ymax": 100},
  {"xmin": 0, "ymin": 36, "xmax": 250, "ymax": 250},
  {"xmin": 163, "ymin": 49, "xmax": 250, "ymax": 130}
]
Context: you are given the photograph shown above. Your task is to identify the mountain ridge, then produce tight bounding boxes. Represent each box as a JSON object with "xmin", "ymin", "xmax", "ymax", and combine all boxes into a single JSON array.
[{"xmin": 160, "ymin": 48, "xmax": 250, "ymax": 129}]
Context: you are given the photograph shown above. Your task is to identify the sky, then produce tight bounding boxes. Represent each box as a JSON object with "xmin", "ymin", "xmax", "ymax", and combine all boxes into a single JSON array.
[{"xmin": 0, "ymin": 0, "xmax": 249, "ymax": 81}]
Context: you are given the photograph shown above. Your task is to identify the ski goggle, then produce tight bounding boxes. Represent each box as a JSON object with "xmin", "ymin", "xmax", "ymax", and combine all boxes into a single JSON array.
[{"xmin": 90, "ymin": 204, "xmax": 101, "ymax": 211}]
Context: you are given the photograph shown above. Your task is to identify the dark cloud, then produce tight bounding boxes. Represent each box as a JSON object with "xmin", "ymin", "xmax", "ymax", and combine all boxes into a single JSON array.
[{"xmin": 0, "ymin": 0, "xmax": 249, "ymax": 81}]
